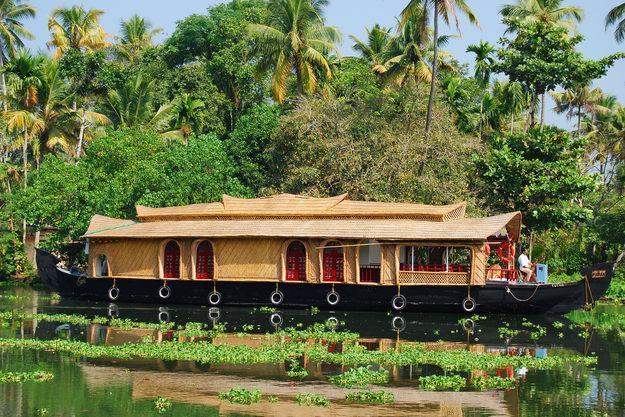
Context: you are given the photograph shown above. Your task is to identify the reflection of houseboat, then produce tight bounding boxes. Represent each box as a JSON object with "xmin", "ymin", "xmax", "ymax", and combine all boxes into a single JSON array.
[
  {"xmin": 80, "ymin": 364, "xmax": 512, "ymax": 417},
  {"xmin": 37, "ymin": 194, "xmax": 614, "ymax": 313}
]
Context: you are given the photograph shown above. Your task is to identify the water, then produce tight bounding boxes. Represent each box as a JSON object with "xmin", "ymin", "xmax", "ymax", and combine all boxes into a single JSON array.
[{"xmin": 1, "ymin": 286, "xmax": 624, "ymax": 417}]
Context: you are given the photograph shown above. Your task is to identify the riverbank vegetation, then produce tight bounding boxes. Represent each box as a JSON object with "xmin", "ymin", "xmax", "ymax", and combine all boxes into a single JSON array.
[{"xmin": 0, "ymin": 0, "xmax": 623, "ymax": 291}]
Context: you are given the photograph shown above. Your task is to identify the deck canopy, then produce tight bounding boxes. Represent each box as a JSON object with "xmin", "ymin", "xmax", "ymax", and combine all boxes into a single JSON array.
[{"xmin": 83, "ymin": 194, "xmax": 521, "ymax": 242}]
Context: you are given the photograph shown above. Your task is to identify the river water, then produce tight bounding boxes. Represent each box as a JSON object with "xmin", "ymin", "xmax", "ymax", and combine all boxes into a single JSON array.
[{"xmin": 1, "ymin": 286, "xmax": 624, "ymax": 417}]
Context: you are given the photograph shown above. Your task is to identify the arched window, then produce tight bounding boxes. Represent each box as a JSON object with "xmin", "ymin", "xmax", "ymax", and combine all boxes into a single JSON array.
[
  {"xmin": 359, "ymin": 240, "xmax": 381, "ymax": 283},
  {"xmin": 195, "ymin": 241, "xmax": 214, "ymax": 280},
  {"xmin": 96, "ymin": 255, "xmax": 109, "ymax": 277},
  {"xmin": 286, "ymin": 241, "xmax": 306, "ymax": 281},
  {"xmin": 164, "ymin": 241, "xmax": 181, "ymax": 279},
  {"xmin": 323, "ymin": 241, "xmax": 344, "ymax": 282}
]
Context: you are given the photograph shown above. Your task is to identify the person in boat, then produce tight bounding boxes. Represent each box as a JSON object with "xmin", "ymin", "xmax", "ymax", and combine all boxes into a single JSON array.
[{"xmin": 518, "ymin": 247, "xmax": 533, "ymax": 282}]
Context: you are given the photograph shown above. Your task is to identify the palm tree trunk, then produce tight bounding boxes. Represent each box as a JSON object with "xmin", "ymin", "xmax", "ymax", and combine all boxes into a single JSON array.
[
  {"xmin": 0, "ymin": 52, "xmax": 7, "ymax": 164},
  {"xmin": 577, "ymin": 105, "xmax": 582, "ymax": 138},
  {"xmin": 22, "ymin": 126, "xmax": 28, "ymax": 189},
  {"xmin": 510, "ymin": 112, "xmax": 515, "ymax": 134},
  {"xmin": 529, "ymin": 89, "xmax": 538, "ymax": 129},
  {"xmin": 424, "ymin": 1, "xmax": 439, "ymax": 137},
  {"xmin": 77, "ymin": 111, "xmax": 86, "ymax": 157},
  {"xmin": 22, "ymin": 126, "xmax": 28, "ymax": 246},
  {"xmin": 479, "ymin": 97, "xmax": 484, "ymax": 139},
  {"xmin": 540, "ymin": 92, "xmax": 546, "ymax": 131}
]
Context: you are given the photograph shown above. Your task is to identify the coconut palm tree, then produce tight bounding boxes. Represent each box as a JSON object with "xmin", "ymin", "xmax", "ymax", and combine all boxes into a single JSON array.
[
  {"xmin": 164, "ymin": 93, "xmax": 205, "ymax": 144},
  {"xmin": 247, "ymin": 0, "xmax": 341, "ymax": 103},
  {"xmin": 501, "ymin": 80, "xmax": 528, "ymax": 133},
  {"xmin": 606, "ymin": 3, "xmax": 625, "ymax": 43},
  {"xmin": 350, "ymin": 24, "xmax": 391, "ymax": 72},
  {"xmin": 380, "ymin": 15, "xmax": 456, "ymax": 87},
  {"xmin": 115, "ymin": 14, "xmax": 163, "ymax": 63},
  {"xmin": 550, "ymin": 86, "xmax": 608, "ymax": 138},
  {"xmin": 501, "ymin": 0, "xmax": 583, "ymax": 32},
  {"xmin": 467, "ymin": 40, "xmax": 495, "ymax": 138},
  {"xmin": 47, "ymin": 5, "xmax": 110, "ymax": 59},
  {"xmin": 0, "ymin": 0, "xmax": 35, "ymax": 100},
  {"xmin": 0, "ymin": 0, "xmax": 35, "ymax": 164},
  {"xmin": 400, "ymin": 0, "xmax": 479, "ymax": 137},
  {"xmin": 104, "ymin": 72, "xmax": 173, "ymax": 132}
]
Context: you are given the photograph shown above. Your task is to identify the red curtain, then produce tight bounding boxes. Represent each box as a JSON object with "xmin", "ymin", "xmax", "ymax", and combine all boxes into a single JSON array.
[
  {"xmin": 323, "ymin": 242, "xmax": 344, "ymax": 282},
  {"xmin": 164, "ymin": 241, "xmax": 180, "ymax": 278},
  {"xmin": 286, "ymin": 241, "xmax": 306, "ymax": 281},
  {"xmin": 195, "ymin": 241, "xmax": 214, "ymax": 280}
]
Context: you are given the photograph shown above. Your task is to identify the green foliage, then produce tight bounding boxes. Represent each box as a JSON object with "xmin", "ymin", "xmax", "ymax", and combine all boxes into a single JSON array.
[
  {"xmin": 153, "ymin": 397, "xmax": 172, "ymax": 413},
  {"xmin": 294, "ymin": 393, "xmax": 330, "ymax": 407},
  {"xmin": 0, "ymin": 231, "xmax": 30, "ymax": 278},
  {"xmin": 330, "ymin": 57, "xmax": 384, "ymax": 102},
  {"xmin": 163, "ymin": 0, "xmax": 268, "ymax": 118},
  {"xmin": 218, "ymin": 387, "xmax": 262, "ymax": 405},
  {"xmin": 271, "ymin": 83, "xmax": 481, "ymax": 204},
  {"xmin": 328, "ymin": 366, "xmax": 389, "ymax": 387},
  {"xmin": 474, "ymin": 127, "xmax": 596, "ymax": 232},
  {"xmin": 345, "ymin": 390, "xmax": 394, "ymax": 404},
  {"xmin": 471, "ymin": 376, "xmax": 516, "ymax": 391},
  {"xmin": 495, "ymin": 20, "xmax": 622, "ymax": 96},
  {"xmin": 605, "ymin": 267, "xmax": 625, "ymax": 300},
  {"xmin": 0, "ymin": 371, "xmax": 54, "ymax": 383},
  {"xmin": 225, "ymin": 103, "xmax": 281, "ymax": 192},
  {"xmin": 419, "ymin": 374, "xmax": 466, "ymax": 391}
]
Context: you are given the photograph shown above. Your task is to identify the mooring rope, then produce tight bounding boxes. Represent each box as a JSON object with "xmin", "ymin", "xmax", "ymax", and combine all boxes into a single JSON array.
[{"xmin": 505, "ymin": 285, "xmax": 540, "ymax": 302}]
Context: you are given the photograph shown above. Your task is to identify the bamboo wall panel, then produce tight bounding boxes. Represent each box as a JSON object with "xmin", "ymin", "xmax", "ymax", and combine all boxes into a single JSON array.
[
  {"xmin": 215, "ymin": 238, "xmax": 282, "ymax": 281},
  {"xmin": 381, "ymin": 244, "xmax": 396, "ymax": 284},
  {"xmin": 90, "ymin": 240, "xmax": 161, "ymax": 279},
  {"xmin": 343, "ymin": 241, "xmax": 357, "ymax": 284},
  {"xmin": 472, "ymin": 244, "xmax": 487, "ymax": 286},
  {"xmin": 307, "ymin": 239, "xmax": 323, "ymax": 283}
]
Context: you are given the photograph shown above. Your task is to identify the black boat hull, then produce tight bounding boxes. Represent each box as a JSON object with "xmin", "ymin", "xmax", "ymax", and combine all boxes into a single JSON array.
[{"xmin": 36, "ymin": 249, "xmax": 615, "ymax": 314}]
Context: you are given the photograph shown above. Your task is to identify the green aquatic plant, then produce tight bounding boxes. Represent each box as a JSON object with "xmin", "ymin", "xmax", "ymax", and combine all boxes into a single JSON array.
[
  {"xmin": 310, "ymin": 306, "xmax": 319, "ymax": 315},
  {"xmin": 345, "ymin": 390, "xmax": 394, "ymax": 404},
  {"xmin": 471, "ymin": 375, "xmax": 516, "ymax": 391},
  {"xmin": 218, "ymin": 388, "xmax": 262, "ymax": 405},
  {"xmin": 497, "ymin": 325, "xmax": 520, "ymax": 339},
  {"xmin": 285, "ymin": 358, "xmax": 308, "ymax": 380},
  {"xmin": 419, "ymin": 374, "xmax": 466, "ymax": 391},
  {"xmin": 0, "ymin": 371, "xmax": 54, "ymax": 383},
  {"xmin": 328, "ymin": 366, "xmax": 389, "ymax": 387},
  {"xmin": 295, "ymin": 393, "xmax": 330, "ymax": 407},
  {"xmin": 267, "ymin": 395, "xmax": 279, "ymax": 403},
  {"xmin": 173, "ymin": 322, "xmax": 210, "ymax": 339},
  {"xmin": 154, "ymin": 397, "xmax": 172, "ymax": 413}
]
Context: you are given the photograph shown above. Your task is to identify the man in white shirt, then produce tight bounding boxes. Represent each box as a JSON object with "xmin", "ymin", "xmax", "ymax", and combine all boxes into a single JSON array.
[{"xmin": 518, "ymin": 247, "xmax": 532, "ymax": 282}]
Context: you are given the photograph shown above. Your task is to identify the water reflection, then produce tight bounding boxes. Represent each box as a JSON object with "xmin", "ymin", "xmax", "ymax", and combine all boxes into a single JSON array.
[{"xmin": 1, "ymin": 288, "xmax": 625, "ymax": 416}]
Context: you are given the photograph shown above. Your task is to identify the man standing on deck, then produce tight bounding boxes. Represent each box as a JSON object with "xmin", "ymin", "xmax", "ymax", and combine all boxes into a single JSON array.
[{"xmin": 518, "ymin": 247, "xmax": 532, "ymax": 282}]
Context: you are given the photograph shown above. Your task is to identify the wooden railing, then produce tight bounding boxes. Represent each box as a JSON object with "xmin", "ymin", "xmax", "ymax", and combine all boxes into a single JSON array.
[
  {"xmin": 359, "ymin": 264, "xmax": 381, "ymax": 283},
  {"xmin": 398, "ymin": 271, "xmax": 470, "ymax": 285}
]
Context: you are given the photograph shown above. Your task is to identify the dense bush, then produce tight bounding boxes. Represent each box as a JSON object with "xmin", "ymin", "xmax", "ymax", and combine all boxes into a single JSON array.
[{"xmin": 270, "ymin": 83, "xmax": 481, "ymax": 206}]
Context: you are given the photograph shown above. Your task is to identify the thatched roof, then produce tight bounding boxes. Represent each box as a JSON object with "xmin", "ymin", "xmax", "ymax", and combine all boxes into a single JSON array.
[
  {"xmin": 83, "ymin": 212, "xmax": 522, "ymax": 242},
  {"xmin": 135, "ymin": 194, "xmax": 467, "ymax": 221}
]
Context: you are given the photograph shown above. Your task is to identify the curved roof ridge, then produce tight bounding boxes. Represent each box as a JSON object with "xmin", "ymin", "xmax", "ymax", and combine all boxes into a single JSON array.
[{"xmin": 134, "ymin": 194, "xmax": 467, "ymax": 221}]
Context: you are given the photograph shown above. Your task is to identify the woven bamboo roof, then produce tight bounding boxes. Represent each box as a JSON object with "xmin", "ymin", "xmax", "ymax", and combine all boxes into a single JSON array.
[
  {"xmin": 83, "ymin": 212, "xmax": 522, "ymax": 242},
  {"xmin": 135, "ymin": 194, "xmax": 467, "ymax": 221}
]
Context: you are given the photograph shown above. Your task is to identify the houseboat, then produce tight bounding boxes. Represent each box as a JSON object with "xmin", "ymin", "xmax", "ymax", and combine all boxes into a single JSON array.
[{"xmin": 36, "ymin": 193, "xmax": 615, "ymax": 314}]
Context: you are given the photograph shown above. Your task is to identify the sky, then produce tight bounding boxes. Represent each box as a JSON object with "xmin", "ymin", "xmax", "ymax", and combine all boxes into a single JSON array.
[{"xmin": 25, "ymin": 0, "xmax": 625, "ymax": 129}]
